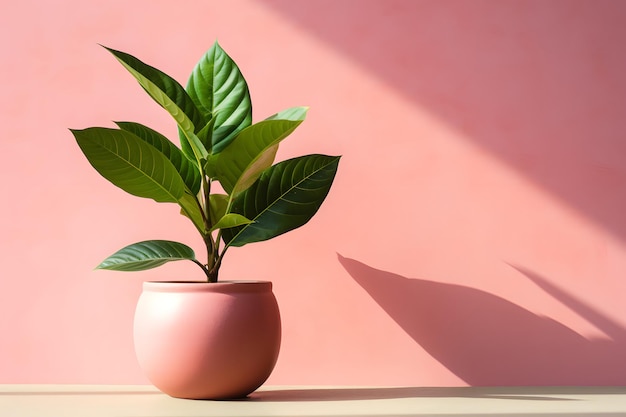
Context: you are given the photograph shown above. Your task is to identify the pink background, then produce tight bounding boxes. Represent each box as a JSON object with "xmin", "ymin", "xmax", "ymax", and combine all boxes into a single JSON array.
[{"xmin": 2, "ymin": 0, "xmax": 626, "ymax": 386}]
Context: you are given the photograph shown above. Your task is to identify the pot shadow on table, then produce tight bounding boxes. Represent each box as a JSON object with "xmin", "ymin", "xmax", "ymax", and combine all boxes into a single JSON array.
[
  {"xmin": 335, "ymin": 254, "xmax": 626, "ymax": 388},
  {"xmin": 248, "ymin": 386, "xmax": 618, "ymax": 402}
]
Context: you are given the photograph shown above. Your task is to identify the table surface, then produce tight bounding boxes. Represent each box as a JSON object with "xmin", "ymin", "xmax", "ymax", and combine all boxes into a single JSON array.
[{"xmin": 1, "ymin": 385, "xmax": 626, "ymax": 417}]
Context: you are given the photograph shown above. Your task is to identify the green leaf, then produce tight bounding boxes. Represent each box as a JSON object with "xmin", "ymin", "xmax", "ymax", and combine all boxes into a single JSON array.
[
  {"xmin": 196, "ymin": 116, "xmax": 216, "ymax": 152},
  {"xmin": 178, "ymin": 193, "xmax": 206, "ymax": 234},
  {"xmin": 210, "ymin": 213, "xmax": 253, "ymax": 232},
  {"xmin": 97, "ymin": 240, "xmax": 196, "ymax": 271},
  {"xmin": 222, "ymin": 154, "xmax": 340, "ymax": 247},
  {"xmin": 103, "ymin": 46, "xmax": 208, "ymax": 162},
  {"xmin": 181, "ymin": 129, "xmax": 209, "ymax": 164},
  {"xmin": 71, "ymin": 127, "xmax": 186, "ymax": 203},
  {"xmin": 265, "ymin": 106, "xmax": 309, "ymax": 121},
  {"xmin": 186, "ymin": 41, "xmax": 252, "ymax": 153},
  {"xmin": 203, "ymin": 154, "xmax": 220, "ymax": 179},
  {"xmin": 115, "ymin": 121, "xmax": 201, "ymax": 195},
  {"xmin": 209, "ymin": 194, "xmax": 229, "ymax": 225},
  {"xmin": 215, "ymin": 110, "xmax": 307, "ymax": 195}
]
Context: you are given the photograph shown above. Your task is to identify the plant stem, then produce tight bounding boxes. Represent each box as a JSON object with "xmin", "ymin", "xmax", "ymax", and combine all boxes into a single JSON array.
[
  {"xmin": 207, "ymin": 267, "xmax": 219, "ymax": 283},
  {"xmin": 207, "ymin": 253, "xmax": 223, "ymax": 283},
  {"xmin": 204, "ymin": 234, "xmax": 216, "ymax": 282},
  {"xmin": 191, "ymin": 259, "xmax": 212, "ymax": 280},
  {"xmin": 202, "ymin": 176, "xmax": 218, "ymax": 282}
]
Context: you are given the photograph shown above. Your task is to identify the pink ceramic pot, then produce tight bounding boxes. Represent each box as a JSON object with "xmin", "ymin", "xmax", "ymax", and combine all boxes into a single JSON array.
[{"xmin": 133, "ymin": 281, "xmax": 281, "ymax": 399}]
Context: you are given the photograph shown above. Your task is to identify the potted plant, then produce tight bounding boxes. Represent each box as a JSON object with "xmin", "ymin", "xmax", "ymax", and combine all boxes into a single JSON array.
[{"xmin": 70, "ymin": 41, "xmax": 340, "ymax": 400}]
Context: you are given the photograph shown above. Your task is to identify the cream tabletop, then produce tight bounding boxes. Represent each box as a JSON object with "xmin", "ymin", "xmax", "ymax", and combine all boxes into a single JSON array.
[{"xmin": 1, "ymin": 385, "xmax": 626, "ymax": 417}]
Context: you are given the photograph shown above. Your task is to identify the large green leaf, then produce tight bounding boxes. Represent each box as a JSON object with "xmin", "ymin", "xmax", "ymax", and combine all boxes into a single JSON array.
[
  {"xmin": 103, "ymin": 46, "xmax": 208, "ymax": 162},
  {"xmin": 186, "ymin": 41, "xmax": 252, "ymax": 153},
  {"xmin": 222, "ymin": 154, "xmax": 340, "ymax": 247},
  {"xmin": 214, "ymin": 110, "xmax": 307, "ymax": 195},
  {"xmin": 71, "ymin": 127, "xmax": 185, "ymax": 203},
  {"xmin": 115, "ymin": 121, "xmax": 201, "ymax": 195},
  {"xmin": 97, "ymin": 240, "xmax": 196, "ymax": 271}
]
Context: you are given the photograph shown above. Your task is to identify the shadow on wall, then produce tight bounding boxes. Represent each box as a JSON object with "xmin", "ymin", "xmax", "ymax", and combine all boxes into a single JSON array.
[
  {"xmin": 259, "ymin": 0, "xmax": 626, "ymax": 241},
  {"xmin": 338, "ymin": 254, "xmax": 626, "ymax": 386}
]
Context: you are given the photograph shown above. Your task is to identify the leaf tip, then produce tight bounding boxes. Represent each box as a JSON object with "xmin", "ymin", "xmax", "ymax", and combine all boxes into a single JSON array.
[{"xmin": 98, "ymin": 43, "xmax": 114, "ymax": 54}]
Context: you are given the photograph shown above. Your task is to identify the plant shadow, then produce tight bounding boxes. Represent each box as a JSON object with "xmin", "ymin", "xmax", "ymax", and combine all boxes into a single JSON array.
[{"xmin": 338, "ymin": 254, "xmax": 626, "ymax": 386}]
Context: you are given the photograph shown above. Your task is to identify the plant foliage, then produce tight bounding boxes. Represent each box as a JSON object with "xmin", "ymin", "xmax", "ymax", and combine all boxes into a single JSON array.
[{"xmin": 71, "ymin": 42, "xmax": 340, "ymax": 282}]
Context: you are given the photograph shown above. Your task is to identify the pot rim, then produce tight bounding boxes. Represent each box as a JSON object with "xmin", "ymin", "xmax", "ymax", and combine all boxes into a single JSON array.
[{"xmin": 142, "ymin": 280, "xmax": 273, "ymax": 294}]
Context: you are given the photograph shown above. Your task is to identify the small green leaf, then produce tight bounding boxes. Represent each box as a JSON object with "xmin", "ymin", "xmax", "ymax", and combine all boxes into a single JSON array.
[
  {"xmin": 223, "ymin": 154, "xmax": 340, "ymax": 247},
  {"xmin": 209, "ymin": 194, "xmax": 229, "ymax": 226},
  {"xmin": 97, "ymin": 240, "xmax": 196, "ymax": 271},
  {"xmin": 210, "ymin": 213, "xmax": 253, "ymax": 232},
  {"xmin": 186, "ymin": 41, "xmax": 252, "ymax": 153},
  {"xmin": 71, "ymin": 127, "xmax": 186, "ymax": 203}
]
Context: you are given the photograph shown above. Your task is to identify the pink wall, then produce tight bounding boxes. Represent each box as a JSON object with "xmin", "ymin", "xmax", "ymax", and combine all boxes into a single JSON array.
[{"xmin": 2, "ymin": 0, "xmax": 626, "ymax": 386}]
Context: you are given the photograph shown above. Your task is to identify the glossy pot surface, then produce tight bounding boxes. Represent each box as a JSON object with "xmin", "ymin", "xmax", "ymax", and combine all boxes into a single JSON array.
[{"xmin": 134, "ymin": 281, "xmax": 281, "ymax": 399}]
